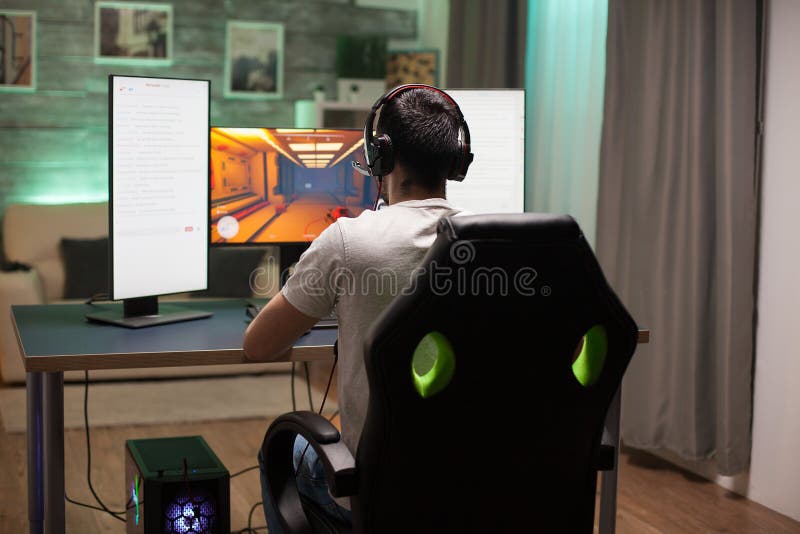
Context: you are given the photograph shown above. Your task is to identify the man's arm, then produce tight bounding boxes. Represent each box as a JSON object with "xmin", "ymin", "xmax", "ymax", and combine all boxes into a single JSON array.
[
  {"xmin": 243, "ymin": 293, "xmax": 319, "ymax": 361},
  {"xmin": 243, "ymin": 222, "xmax": 344, "ymax": 361}
]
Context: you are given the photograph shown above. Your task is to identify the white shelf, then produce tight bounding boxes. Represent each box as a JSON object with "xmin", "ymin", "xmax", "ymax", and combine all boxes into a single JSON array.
[{"xmin": 315, "ymin": 101, "xmax": 372, "ymax": 129}]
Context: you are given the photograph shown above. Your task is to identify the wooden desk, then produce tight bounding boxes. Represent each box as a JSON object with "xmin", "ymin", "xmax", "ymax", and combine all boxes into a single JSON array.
[{"xmin": 12, "ymin": 300, "xmax": 336, "ymax": 534}]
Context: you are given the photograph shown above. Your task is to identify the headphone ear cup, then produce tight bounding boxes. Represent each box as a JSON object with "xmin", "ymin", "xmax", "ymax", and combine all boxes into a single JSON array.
[
  {"xmin": 454, "ymin": 141, "xmax": 465, "ymax": 177},
  {"xmin": 446, "ymin": 141, "xmax": 464, "ymax": 180},
  {"xmin": 366, "ymin": 140, "xmax": 380, "ymax": 171},
  {"xmin": 449, "ymin": 141, "xmax": 473, "ymax": 182},
  {"xmin": 374, "ymin": 134, "xmax": 394, "ymax": 176}
]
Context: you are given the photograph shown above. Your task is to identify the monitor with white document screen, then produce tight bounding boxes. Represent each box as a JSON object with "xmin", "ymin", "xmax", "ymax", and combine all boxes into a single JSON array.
[
  {"xmin": 87, "ymin": 75, "xmax": 212, "ymax": 328},
  {"xmin": 445, "ymin": 89, "xmax": 525, "ymax": 213}
]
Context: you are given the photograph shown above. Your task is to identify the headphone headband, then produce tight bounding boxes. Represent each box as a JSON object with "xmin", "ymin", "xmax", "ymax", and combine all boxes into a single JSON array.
[{"xmin": 360, "ymin": 84, "xmax": 473, "ymax": 181}]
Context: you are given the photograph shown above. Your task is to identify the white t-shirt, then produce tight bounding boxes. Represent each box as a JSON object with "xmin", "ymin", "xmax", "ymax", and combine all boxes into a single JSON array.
[{"xmin": 282, "ymin": 198, "xmax": 465, "ymax": 454}]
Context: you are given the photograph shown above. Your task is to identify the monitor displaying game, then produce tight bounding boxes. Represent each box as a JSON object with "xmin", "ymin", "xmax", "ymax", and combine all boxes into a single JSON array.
[{"xmin": 210, "ymin": 127, "xmax": 375, "ymax": 244}]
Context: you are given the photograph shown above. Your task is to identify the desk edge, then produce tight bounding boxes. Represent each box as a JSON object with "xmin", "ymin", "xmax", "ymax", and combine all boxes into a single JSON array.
[{"xmin": 20, "ymin": 345, "xmax": 335, "ymax": 372}]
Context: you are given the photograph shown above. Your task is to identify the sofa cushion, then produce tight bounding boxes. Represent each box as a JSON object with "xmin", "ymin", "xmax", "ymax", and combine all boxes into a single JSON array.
[
  {"xmin": 61, "ymin": 237, "xmax": 109, "ymax": 299},
  {"xmin": 3, "ymin": 203, "xmax": 108, "ymax": 300}
]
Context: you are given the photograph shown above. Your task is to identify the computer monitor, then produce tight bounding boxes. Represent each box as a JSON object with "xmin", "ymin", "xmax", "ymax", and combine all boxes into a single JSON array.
[
  {"xmin": 209, "ymin": 127, "xmax": 374, "ymax": 245},
  {"xmin": 210, "ymin": 90, "xmax": 523, "ymax": 280},
  {"xmin": 444, "ymin": 89, "xmax": 525, "ymax": 214},
  {"xmin": 87, "ymin": 75, "xmax": 212, "ymax": 328}
]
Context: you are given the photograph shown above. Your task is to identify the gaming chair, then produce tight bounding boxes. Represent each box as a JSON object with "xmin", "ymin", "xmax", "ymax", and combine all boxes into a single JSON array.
[{"xmin": 261, "ymin": 213, "xmax": 640, "ymax": 533}]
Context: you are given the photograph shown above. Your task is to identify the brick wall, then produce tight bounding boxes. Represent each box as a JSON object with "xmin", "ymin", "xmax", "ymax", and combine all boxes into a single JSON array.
[{"xmin": 0, "ymin": 0, "xmax": 415, "ymax": 233}]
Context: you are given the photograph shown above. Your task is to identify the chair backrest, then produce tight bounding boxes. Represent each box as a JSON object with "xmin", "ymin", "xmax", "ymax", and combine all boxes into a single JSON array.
[{"xmin": 351, "ymin": 213, "xmax": 639, "ymax": 533}]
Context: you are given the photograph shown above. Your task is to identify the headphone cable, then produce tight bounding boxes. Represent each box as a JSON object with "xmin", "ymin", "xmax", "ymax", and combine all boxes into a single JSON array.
[
  {"xmin": 290, "ymin": 362, "xmax": 297, "ymax": 411},
  {"xmin": 63, "ymin": 371, "xmax": 130, "ymax": 522},
  {"xmin": 303, "ymin": 362, "xmax": 315, "ymax": 412},
  {"xmin": 373, "ymin": 178, "xmax": 383, "ymax": 211}
]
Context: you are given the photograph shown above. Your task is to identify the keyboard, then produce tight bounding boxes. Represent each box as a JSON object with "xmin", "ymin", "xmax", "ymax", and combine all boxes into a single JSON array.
[{"xmin": 246, "ymin": 303, "xmax": 337, "ymax": 329}]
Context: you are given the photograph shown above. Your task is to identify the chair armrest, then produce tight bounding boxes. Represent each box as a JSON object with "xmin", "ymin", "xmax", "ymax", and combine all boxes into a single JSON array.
[
  {"xmin": 261, "ymin": 411, "xmax": 357, "ymax": 533},
  {"xmin": 275, "ymin": 411, "xmax": 343, "ymax": 444},
  {"xmin": 595, "ymin": 444, "xmax": 616, "ymax": 471}
]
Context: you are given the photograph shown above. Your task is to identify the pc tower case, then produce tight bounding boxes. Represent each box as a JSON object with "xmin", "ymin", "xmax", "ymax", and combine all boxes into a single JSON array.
[{"xmin": 125, "ymin": 436, "xmax": 230, "ymax": 534}]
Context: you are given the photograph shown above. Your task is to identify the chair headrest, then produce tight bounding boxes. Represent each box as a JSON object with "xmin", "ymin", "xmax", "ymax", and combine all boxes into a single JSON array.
[{"xmin": 437, "ymin": 213, "xmax": 582, "ymax": 245}]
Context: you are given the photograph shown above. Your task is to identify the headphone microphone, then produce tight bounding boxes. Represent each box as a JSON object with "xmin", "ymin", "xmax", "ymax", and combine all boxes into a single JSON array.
[{"xmin": 351, "ymin": 160, "xmax": 372, "ymax": 176}]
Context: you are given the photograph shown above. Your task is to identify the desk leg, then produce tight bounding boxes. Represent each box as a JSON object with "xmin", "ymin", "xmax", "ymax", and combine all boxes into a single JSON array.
[
  {"xmin": 43, "ymin": 372, "xmax": 65, "ymax": 534},
  {"xmin": 26, "ymin": 372, "xmax": 44, "ymax": 534},
  {"xmin": 598, "ymin": 388, "xmax": 621, "ymax": 534}
]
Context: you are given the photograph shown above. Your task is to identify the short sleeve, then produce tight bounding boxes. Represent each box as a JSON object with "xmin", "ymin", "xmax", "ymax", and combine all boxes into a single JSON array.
[{"xmin": 281, "ymin": 223, "xmax": 345, "ymax": 319}]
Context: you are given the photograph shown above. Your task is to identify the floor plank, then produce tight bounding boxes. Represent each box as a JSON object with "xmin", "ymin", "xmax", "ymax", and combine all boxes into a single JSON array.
[
  {"xmin": 1, "ymin": 373, "xmax": 798, "ymax": 533},
  {"xmin": 614, "ymin": 448, "xmax": 800, "ymax": 533}
]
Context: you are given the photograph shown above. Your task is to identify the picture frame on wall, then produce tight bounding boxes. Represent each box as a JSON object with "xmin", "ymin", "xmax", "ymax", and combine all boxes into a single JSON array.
[
  {"xmin": 225, "ymin": 21, "xmax": 284, "ymax": 100},
  {"xmin": 386, "ymin": 49, "xmax": 439, "ymax": 88},
  {"xmin": 0, "ymin": 10, "xmax": 36, "ymax": 92},
  {"xmin": 94, "ymin": 2, "xmax": 172, "ymax": 65}
]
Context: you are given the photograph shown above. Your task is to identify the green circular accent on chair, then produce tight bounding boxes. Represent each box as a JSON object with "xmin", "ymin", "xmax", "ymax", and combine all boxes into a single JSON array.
[
  {"xmin": 412, "ymin": 332, "xmax": 456, "ymax": 399},
  {"xmin": 572, "ymin": 325, "xmax": 608, "ymax": 387}
]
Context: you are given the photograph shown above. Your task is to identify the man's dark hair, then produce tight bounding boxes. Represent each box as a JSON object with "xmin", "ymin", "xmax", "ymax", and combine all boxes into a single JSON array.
[{"xmin": 376, "ymin": 87, "xmax": 463, "ymax": 191}]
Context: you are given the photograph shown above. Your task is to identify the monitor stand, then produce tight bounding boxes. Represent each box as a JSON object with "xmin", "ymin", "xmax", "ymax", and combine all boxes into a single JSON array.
[
  {"xmin": 86, "ymin": 296, "xmax": 212, "ymax": 329},
  {"xmin": 279, "ymin": 243, "xmax": 310, "ymax": 286}
]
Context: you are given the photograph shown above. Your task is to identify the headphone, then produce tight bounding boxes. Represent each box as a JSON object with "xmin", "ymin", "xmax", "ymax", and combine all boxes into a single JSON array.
[{"xmin": 352, "ymin": 84, "xmax": 474, "ymax": 182}]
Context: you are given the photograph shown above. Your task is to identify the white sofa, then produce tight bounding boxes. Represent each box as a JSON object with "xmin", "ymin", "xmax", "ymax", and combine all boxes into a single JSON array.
[{"xmin": 0, "ymin": 202, "xmax": 289, "ymax": 383}]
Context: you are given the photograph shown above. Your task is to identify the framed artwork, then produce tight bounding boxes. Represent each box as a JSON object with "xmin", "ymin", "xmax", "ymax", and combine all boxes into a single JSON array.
[
  {"xmin": 225, "ymin": 21, "xmax": 284, "ymax": 100},
  {"xmin": 94, "ymin": 2, "xmax": 172, "ymax": 65},
  {"xmin": 386, "ymin": 50, "xmax": 439, "ymax": 88},
  {"xmin": 0, "ymin": 10, "xmax": 36, "ymax": 92}
]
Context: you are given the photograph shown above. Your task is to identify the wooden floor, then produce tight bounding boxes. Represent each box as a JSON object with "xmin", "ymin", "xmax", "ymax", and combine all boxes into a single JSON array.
[{"xmin": 1, "ymin": 372, "xmax": 798, "ymax": 532}]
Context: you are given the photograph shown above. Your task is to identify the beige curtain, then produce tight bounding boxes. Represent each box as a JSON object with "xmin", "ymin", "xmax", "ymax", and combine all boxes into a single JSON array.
[
  {"xmin": 447, "ymin": 0, "xmax": 527, "ymax": 88},
  {"xmin": 596, "ymin": 0, "xmax": 759, "ymax": 475}
]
